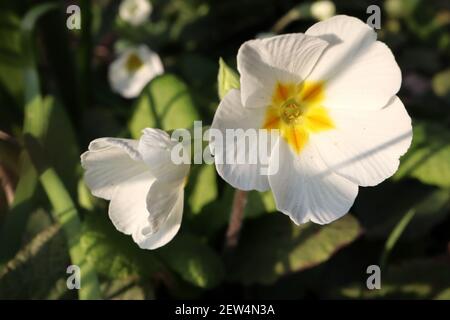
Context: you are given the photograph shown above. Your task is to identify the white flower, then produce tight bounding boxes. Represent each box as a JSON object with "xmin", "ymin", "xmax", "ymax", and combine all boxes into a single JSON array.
[
  {"xmin": 108, "ymin": 45, "xmax": 164, "ymax": 99},
  {"xmin": 310, "ymin": 1, "xmax": 336, "ymax": 21},
  {"xmin": 81, "ymin": 129, "xmax": 189, "ymax": 249},
  {"xmin": 119, "ymin": 0, "xmax": 152, "ymax": 26},
  {"xmin": 210, "ymin": 15, "xmax": 412, "ymax": 225}
]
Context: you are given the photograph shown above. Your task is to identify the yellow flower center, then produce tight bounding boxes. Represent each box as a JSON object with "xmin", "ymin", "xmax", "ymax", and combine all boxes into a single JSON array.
[
  {"xmin": 262, "ymin": 81, "xmax": 334, "ymax": 154},
  {"xmin": 125, "ymin": 53, "xmax": 143, "ymax": 73}
]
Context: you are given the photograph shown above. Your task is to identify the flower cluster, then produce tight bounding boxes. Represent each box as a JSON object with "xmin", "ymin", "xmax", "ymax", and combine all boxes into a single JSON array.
[{"xmin": 82, "ymin": 15, "xmax": 412, "ymax": 249}]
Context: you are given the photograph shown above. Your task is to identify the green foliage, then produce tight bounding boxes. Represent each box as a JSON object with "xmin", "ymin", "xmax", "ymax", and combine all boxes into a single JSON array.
[
  {"xmin": 356, "ymin": 182, "xmax": 450, "ymax": 240},
  {"xmin": 187, "ymin": 164, "xmax": 218, "ymax": 215},
  {"xmin": 395, "ymin": 120, "xmax": 450, "ymax": 188},
  {"xmin": 129, "ymin": 74, "xmax": 200, "ymax": 137},
  {"xmin": 228, "ymin": 214, "xmax": 362, "ymax": 285},
  {"xmin": 217, "ymin": 58, "xmax": 240, "ymax": 100},
  {"xmin": 432, "ymin": 69, "xmax": 450, "ymax": 99},
  {"xmin": 81, "ymin": 212, "xmax": 163, "ymax": 280},
  {"xmin": 0, "ymin": 11, "xmax": 23, "ymax": 103},
  {"xmin": 158, "ymin": 233, "xmax": 225, "ymax": 289},
  {"xmin": 337, "ymin": 258, "xmax": 450, "ymax": 300}
]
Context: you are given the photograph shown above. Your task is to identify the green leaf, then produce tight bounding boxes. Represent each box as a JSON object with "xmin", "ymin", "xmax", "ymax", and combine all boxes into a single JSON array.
[
  {"xmin": 43, "ymin": 97, "xmax": 80, "ymax": 195},
  {"xmin": 228, "ymin": 214, "xmax": 362, "ymax": 285},
  {"xmin": 81, "ymin": 212, "xmax": 163, "ymax": 280},
  {"xmin": 187, "ymin": 164, "xmax": 218, "ymax": 215},
  {"xmin": 217, "ymin": 58, "xmax": 240, "ymax": 100},
  {"xmin": 25, "ymin": 134, "xmax": 101, "ymax": 300},
  {"xmin": 432, "ymin": 69, "xmax": 450, "ymax": 99},
  {"xmin": 0, "ymin": 3, "xmax": 58, "ymax": 262},
  {"xmin": 395, "ymin": 120, "xmax": 450, "ymax": 188},
  {"xmin": 336, "ymin": 258, "xmax": 450, "ymax": 299},
  {"xmin": 355, "ymin": 181, "xmax": 450, "ymax": 240},
  {"xmin": 0, "ymin": 224, "xmax": 71, "ymax": 299},
  {"xmin": 157, "ymin": 233, "xmax": 225, "ymax": 289},
  {"xmin": 129, "ymin": 74, "xmax": 200, "ymax": 138},
  {"xmin": 380, "ymin": 209, "xmax": 416, "ymax": 270},
  {"xmin": 0, "ymin": 10, "xmax": 23, "ymax": 102},
  {"xmin": 244, "ymin": 191, "xmax": 276, "ymax": 219}
]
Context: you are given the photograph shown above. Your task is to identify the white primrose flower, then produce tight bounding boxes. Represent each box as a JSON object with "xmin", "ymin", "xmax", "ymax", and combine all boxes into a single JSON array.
[
  {"xmin": 108, "ymin": 45, "xmax": 164, "ymax": 99},
  {"xmin": 210, "ymin": 15, "xmax": 412, "ymax": 225},
  {"xmin": 81, "ymin": 128, "xmax": 189, "ymax": 249},
  {"xmin": 119, "ymin": 0, "xmax": 152, "ymax": 26}
]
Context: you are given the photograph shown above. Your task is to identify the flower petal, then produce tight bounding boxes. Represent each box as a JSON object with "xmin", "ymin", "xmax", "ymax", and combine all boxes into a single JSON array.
[
  {"xmin": 237, "ymin": 34, "xmax": 328, "ymax": 108},
  {"xmin": 312, "ymin": 96, "xmax": 412, "ymax": 187},
  {"xmin": 132, "ymin": 187, "xmax": 184, "ymax": 250},
  {"xmin": 145, "ymin": 179, "xmax": 183, "ymax": 234},
  {"xmin": 306, "ymin": 15, "xmax": 401, "ymax": 110},
  {"xmin": 269, "ymin": 139, "xmax": 358, "ymax": 224},
  {"xmin": 108, "ymin": 171, "xmax": 154, "ymax": 235},
  {"xmin": 81, "ymin": 138, "xmax": 148, "ymax": 200},
  {"xmin": 211, "ymin": 89, "xmax": 272, "ymax": 191},
  {"xmin": 138, "ymin": 128, "xmax": 190, "ymax": 182}
]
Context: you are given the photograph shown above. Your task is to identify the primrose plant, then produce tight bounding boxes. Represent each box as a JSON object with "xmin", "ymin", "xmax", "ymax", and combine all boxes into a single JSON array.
[{"xmin": 81, "ymin": 15, "xmax": 412, "ymax": 249}]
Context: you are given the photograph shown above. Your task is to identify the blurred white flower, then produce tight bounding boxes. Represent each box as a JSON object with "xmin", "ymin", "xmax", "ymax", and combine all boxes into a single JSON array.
[
  {"xmin": 108, "ymin": 45, "xmax": 163, "ymax": 98},
  {"xmin": 310, "ymin": 1, "xmax": 336, "ymax": 21},
  {"xmin": 81, "ymin": 128, "xmax": 189, "ymax": 250},
  {"xmin": 119, "ymin": 0, "xmax": 152, "ymax": 26},
  {"xmin": 211, "ymin": 15, "xmax": 412, "ymax": 225}
]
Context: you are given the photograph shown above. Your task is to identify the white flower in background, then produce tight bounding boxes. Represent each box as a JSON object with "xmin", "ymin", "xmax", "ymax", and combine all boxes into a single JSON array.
[
  {"xmin": 108, "ymin": 45, "xmax": 164, "ymax": 98},
  {"xmin": 211, "ymin": 15, "xmax": 412, "ymax": 225},
  {"xmin": 81, "ymin": 129, "xmax": 189, "ymax": 249},
  {"xmin": 119, "ymin": 0, "xmax": 152, "ymax": 26},
  {"xmin": 310, "ymin": 1, "xmax": 336, "ymax": 21}
]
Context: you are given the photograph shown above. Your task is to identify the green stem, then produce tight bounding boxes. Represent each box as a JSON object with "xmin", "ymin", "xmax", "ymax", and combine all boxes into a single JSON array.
[{"xmin": 380, "ymin": 209, "xmax": 416, "ymax": 271}]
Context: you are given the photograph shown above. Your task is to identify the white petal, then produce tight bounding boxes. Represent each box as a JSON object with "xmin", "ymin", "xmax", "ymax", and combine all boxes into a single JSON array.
[
  {"xmin": 145, "ymin": 179, "xmax": 183, "ymax": 234},
  {"xmin": 237, "ymin": 34, "xmax": 328, "ymax": 108},
  {"xmin": 138, "ymin": 128, "xmax": 190, "ymax": 182},
  {"xmin": 132, "ymin": 187, "xmax": 184, "ymax": 250},
  {"xmin": 81, "ymin": 138, "xmax": 148, "ymax": 200},
  {"xmin": 312, "ymin": 97, "xmax": 412, "ymax": 187},
  {"xmin": 306, "ymin": 15, "xmax": 401, "ymax": 110},
  {"xmin": 269, "ymin": 139, "xmax": 358, "ymax": 225},
  {"xmin": 210, "ymin": 89, "xmax": 272, "ymax": 191},
  {"xmin": 108, "ymin": 171, "xmax": 154, "ymax": 235}
]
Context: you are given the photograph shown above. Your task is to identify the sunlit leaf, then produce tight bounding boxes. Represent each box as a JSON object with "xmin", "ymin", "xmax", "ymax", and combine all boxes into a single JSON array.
[
  {"xmin": 336, "ymin": 258, "xmax": 450, "ymax": 299},
  {"xmin": 129, "ymin": 74, "xmax": 199, "ymax": 138},
  {"xmin": 217, "ymin": 58, "xmax": 240, "ymax": 100},
  {"xmin": 395, "ymin": 120, "xmax": 450, "ymax": 188},
  {"xmin": 187, "ymin": 164, "xmax": 217, "ymax": 215},
  {"xmin": 228, "ymin": 214, "xmax": 362, "ymax": 285},
  {"xmin": 25, "ymin": 133, "xmax": 101, "ymax": 300},
  {"xmin": 157, "ymin": 233, "xmax": 225, "ymax": 289},
  {"xmin": 81, "ymin": 212, "xmax": 164, "ymax": 280}
]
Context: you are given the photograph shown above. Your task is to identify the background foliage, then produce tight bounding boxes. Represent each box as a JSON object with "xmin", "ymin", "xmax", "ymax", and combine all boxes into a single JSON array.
[{"xmin": 0, "ymin": 0, "xmax": 449, "ymax": 299}]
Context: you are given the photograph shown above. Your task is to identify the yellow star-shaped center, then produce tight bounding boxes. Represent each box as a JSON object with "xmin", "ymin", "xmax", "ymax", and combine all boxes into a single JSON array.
[{"xmin": 262, "ymin": 81, "xmax": 334, "ymax": 153}]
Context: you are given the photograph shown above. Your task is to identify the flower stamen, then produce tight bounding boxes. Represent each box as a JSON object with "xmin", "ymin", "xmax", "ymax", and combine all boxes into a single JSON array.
[{"xmin": 263, "ymin": 81, "xmax": 333, "ymax": 154}]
